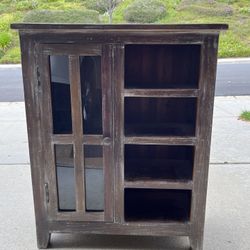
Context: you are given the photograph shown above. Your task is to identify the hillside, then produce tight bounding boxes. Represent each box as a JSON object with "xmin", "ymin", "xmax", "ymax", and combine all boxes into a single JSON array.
[{"xmin": 0, "ymin": 0, "xmax": 250, "ymax": 63}]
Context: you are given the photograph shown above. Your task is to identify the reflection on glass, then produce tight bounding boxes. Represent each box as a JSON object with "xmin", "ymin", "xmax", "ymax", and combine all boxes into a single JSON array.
[
  {"xmin": 84, "ymin": 145, "xmax": 104, "ymax": 211},
  {"xmin": 50, "ymin": 56, "xmax": 72, "ymax": 134},
  {"xmin": 55, "ymin": 144, "xmax": 76, "ymax": 211},
  {"xmin": 80, "ymin": 56, "xmax": 102, "ymax": 134}
]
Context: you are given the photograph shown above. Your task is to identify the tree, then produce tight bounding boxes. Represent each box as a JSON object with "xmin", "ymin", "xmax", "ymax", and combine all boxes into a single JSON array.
[{"xmin": 85, "ymin": 0, "xmax": 122, "ymax": 23}]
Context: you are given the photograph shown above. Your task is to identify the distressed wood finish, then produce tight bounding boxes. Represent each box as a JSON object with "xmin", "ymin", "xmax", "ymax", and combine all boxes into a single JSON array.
[
  {"xmin": 190, "ymin": 35, "xmax": 219, "ymax": 250},
  {"xmin": 124, "ymin": 89, "xmax": 199, "ymax": 97},
  {"xmin": 13, "ymin": 24, "xmax": 227, "ymax": 250}
]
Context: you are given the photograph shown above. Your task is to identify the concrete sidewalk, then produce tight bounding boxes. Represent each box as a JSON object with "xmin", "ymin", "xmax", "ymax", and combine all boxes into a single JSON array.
[{"xmin": 0, "ymin": 96, "xmax": 250, "ymax": 250}]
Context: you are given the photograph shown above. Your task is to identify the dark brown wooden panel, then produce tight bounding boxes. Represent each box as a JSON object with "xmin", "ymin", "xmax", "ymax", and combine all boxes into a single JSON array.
[
  {"xmin": 48, "ymin": 221, "xmax": 191, "ymax": 236},
  {"xmin": 190, "ymin": 34, "xmax": 219, "ymax": 250},
  {"xmin": 124, "ymin": 180, "xmax": 193, "ymax": 190},
  {"xmin": 11, "ymin": 23, "xmax": 228, "ymax": 31},
  {"xmin": 125, "ymin": 136, "xmax": 197, "ymax": 145}
]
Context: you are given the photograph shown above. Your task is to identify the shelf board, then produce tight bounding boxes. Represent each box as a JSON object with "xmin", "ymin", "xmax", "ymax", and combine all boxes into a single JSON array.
[
  {"xmin": 124, "ymin": 180, "xmax": 193, "ymax": 190},
  {"xmin": 124, "ymin": 88, "xmax": 199, "ymax": 97},
  {"xmin": 124, "ymin": 136, "xmax": 196, "ymax": 145}
]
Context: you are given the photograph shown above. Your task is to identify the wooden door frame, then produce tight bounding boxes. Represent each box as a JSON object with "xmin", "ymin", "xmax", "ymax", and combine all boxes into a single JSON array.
[{"xmin": 36, "ymin": 43, "xmax": 114, "ymax": 222}]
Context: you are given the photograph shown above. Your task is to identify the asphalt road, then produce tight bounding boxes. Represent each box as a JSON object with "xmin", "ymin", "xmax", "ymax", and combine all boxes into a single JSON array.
[{"xmin": 0, "ymin": 60, "xmax": 250, "ymax": 102}]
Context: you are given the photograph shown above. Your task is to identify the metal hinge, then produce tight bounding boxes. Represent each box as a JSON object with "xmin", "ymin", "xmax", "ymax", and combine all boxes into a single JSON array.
[{"xmin": 45, "ymin": 183, "xmax": 49, "ymax": 203}]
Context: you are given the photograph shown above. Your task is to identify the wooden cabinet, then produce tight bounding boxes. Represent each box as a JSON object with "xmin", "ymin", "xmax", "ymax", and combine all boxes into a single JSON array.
[{"xmin": 12, "ymin": 24, "xmax": 227, "ymax": 250}]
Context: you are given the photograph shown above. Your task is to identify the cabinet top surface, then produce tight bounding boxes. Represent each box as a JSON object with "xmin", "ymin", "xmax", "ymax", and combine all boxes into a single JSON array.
[{"xmin": 11, "ymin": 23, "xmax": 228, "ymax": 32}]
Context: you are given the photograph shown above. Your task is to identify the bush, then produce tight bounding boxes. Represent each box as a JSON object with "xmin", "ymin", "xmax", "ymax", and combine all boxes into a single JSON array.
[
  {"xmin": 239, "ymin": 7, "xmax": 250, "ymax": 15},
  {"xmin": 0, "ymin": 14, "xmax": 15, "ymax": 31},
  {"xmin": 23, "ymin": 9, "xmax": 100, "ymax": 23},
  {"xmin": 177, "ymin": 1, "xmax": 234, "ymax": 17},
  {"xmin": 190, "ymin": 4, "xmax": 233, "ymax": 16},
  {"xmin": 124, "ymin": 0, "xmax": 166, "ymax": 23},
  {"xmin": 15, "ymin": 0, "xmax": 38, "ymax": 11},
  {"xmin": 0, "ymin": 46, "xmax": 20, "ymax": 63},
  {"xmin": 0, "ymin": 32, "xmax": 12, "ymax": 51},
  {"xmin": 84, "ymin": 0, "xmax": 107, "ymax": 14}
]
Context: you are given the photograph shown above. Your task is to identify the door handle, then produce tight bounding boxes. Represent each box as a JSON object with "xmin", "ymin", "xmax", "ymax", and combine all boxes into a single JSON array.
[{"xmin": 103, "ymin": 137, "xmax": 112, "ymax": 145}]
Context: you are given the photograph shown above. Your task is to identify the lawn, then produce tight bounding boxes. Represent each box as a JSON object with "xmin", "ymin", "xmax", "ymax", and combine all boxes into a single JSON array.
[{"xmin": 0, "ymin": 0, "xmax": 250, "ymax": 63}]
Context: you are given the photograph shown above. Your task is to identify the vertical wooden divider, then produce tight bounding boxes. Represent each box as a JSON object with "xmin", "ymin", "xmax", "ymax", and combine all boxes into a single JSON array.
[
  {"xmin": 102, "ymin": 45, "xmax": 114, "ymax": 222},
  {"xmin": 114, "ymin": 44, "xmax": 125, "ymax": 223},
  {"xmin": 69, "ymin": 55, "xmax": 85, "ymax": 214}
]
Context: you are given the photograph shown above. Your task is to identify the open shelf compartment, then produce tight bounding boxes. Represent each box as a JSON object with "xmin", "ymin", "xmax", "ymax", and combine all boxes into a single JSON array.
[
  {"xmin": 125, "ymin": 144, "xmax": 194, "ymax": 182},
  {"xmin": 125, "ymin": 97, "xmax": 197, "ymax": 136},
  {"xmin": 125, "ymin": 44, "xmax": 201, "ymax": 89},
  {"xmin": 125, "ymin": 188, "xmax": 191, "ymax": 222}
]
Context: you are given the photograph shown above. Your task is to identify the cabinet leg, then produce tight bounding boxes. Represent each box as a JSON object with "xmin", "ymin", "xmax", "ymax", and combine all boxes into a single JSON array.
[
  {"xmin": 37, "ymin": 229, "xmax": 51, "ymax": 249},
  {"xmin": 189, "ymin": 234, "xmax": 203, "ymax": 250}
]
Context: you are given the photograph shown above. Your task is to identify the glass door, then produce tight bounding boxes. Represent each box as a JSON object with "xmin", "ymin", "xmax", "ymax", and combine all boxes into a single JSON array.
[{"xmin": 38, "ymin": 44, "xmax": 113, "ymax": 222}]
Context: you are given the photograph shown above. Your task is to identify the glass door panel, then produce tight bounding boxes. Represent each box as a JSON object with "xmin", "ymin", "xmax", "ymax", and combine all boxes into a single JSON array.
[
  {"xmin": 84, "ymin": 145, "xmax": 104, "ymax": 212},
  {"xmin": 80, "ymin": 56, "xmax": 102, "ymax": 134},
  {"xmin": 50, "ymin": 55, "xmax": 72, "ymax": 134},
  {"xmin": 55, "ymin": 144, "xmax": 76, "ymax": 211},
  {"xmin": 41, "ymin": 44, "xmax": 113, "ymax": 222}
]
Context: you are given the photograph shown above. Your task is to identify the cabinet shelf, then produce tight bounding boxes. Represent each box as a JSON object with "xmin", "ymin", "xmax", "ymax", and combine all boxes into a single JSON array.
[
  {"xmin": 124, "ymin": 88, "xmax": 199, "ymax": 98},
  {"xmin": 124, "ymin": 180, "xmax": 193, "ymax": 190},
  {"xmin": 125, "ymin": 136, "xmax": 196, "ymax": 145}
]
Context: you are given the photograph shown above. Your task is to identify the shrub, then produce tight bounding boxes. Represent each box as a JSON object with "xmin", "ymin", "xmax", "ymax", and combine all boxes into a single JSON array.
[
  {"xmin": 15, "ymin": 0, "xmax": 38, "ymax": 11},
  {"xmin": 0, "ymin": 46, "xmax": 20, "ymax": 64},
  {"xmin": 124, "ymin": 0, "xmax": 167, "ymax": 23},
  {"xmin": 190, "ymin": 4, "xmax": 233, "ymax": 16},
  {"xmin": 177, "ymin": 0, "xmax": 233, "ymax": 16},
  {"xmin": 23, "ymin": 9, "xmax": 100, "ymax": 23},
  {"xmin": 239, "ymin": 7, "xmax": 250, "ymax": 15},
  {"xmin": 85, "ymin": 0, "xmax": 108, "ymax": 14},
  {"xmin": 0, "ymin": 14, "xmax": 15, "ymax": 31},
  {"xmin": 0, "ymin": 32, "xmax": 12, "ymax": 51},
  {"xmin": 239, "ymin": 111, "xmax": 250, "ymax": 122}
]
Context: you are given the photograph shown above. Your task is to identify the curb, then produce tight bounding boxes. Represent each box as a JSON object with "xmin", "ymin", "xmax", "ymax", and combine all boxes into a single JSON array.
[
  {"xmin": 0, "ymin": 64, "xmax": 21, "ymax": 68},
  {"xmin": 218, "ymin": 57, "xmax": 250, "ymax": 63}
]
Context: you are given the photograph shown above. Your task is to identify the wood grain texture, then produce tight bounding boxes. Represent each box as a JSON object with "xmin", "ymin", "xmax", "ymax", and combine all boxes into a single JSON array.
[
  {"xmin": 124, "ymin": 180, "xmax": 193, "ymax": 190},
  {"xmin": 124, "ymin": 89, "xmax": 199, "ymax": 97},
  {"xmin": 69, "ymin": 56, "xmax": 84, "ymax": 213},
  {"xmin": 190, "ymin": 35, "xmax": 219, "ymax": 250},
  {"xmin": 113, "ymin": 44, "xmax": 125, "ymax": 223},
  {"xmin": 20, "ymin": 34, "xmax": 51, "ymax": 248},
  {"xmin": 11, "ymin": 23, "xmax": 228, "ymax": 31},
  {"xmin": 48, "ymin": 220, "xmax": 191, "ymax": 236}
]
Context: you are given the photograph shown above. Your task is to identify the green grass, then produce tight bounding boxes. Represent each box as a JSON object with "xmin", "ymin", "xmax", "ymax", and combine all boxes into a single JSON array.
[
  {"xmin": 0, "ymin": 0, "xmax": 250, "ymax": 63},
  {"xmin": 239, "ymin": 111, "xmax": 250, "ymax": 122},
  {"xmin": 23, "ymin": 9, "xmax": 100, "ymax": 23}
]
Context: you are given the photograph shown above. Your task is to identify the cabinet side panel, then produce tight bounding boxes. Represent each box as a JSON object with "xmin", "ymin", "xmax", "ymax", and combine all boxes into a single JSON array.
[
  {"xmin": 19, "ymin": 33, "xmax": 50, "ymax": 247},
  {"xmin": 190, "ymin": 34, "xmax": 219, "ymax": 249}
]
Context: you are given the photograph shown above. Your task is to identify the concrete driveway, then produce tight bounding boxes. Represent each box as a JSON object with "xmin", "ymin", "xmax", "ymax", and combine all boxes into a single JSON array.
[{"xmin": 0, "ymin": 96, "xmax": 250, "ymax": 249}]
